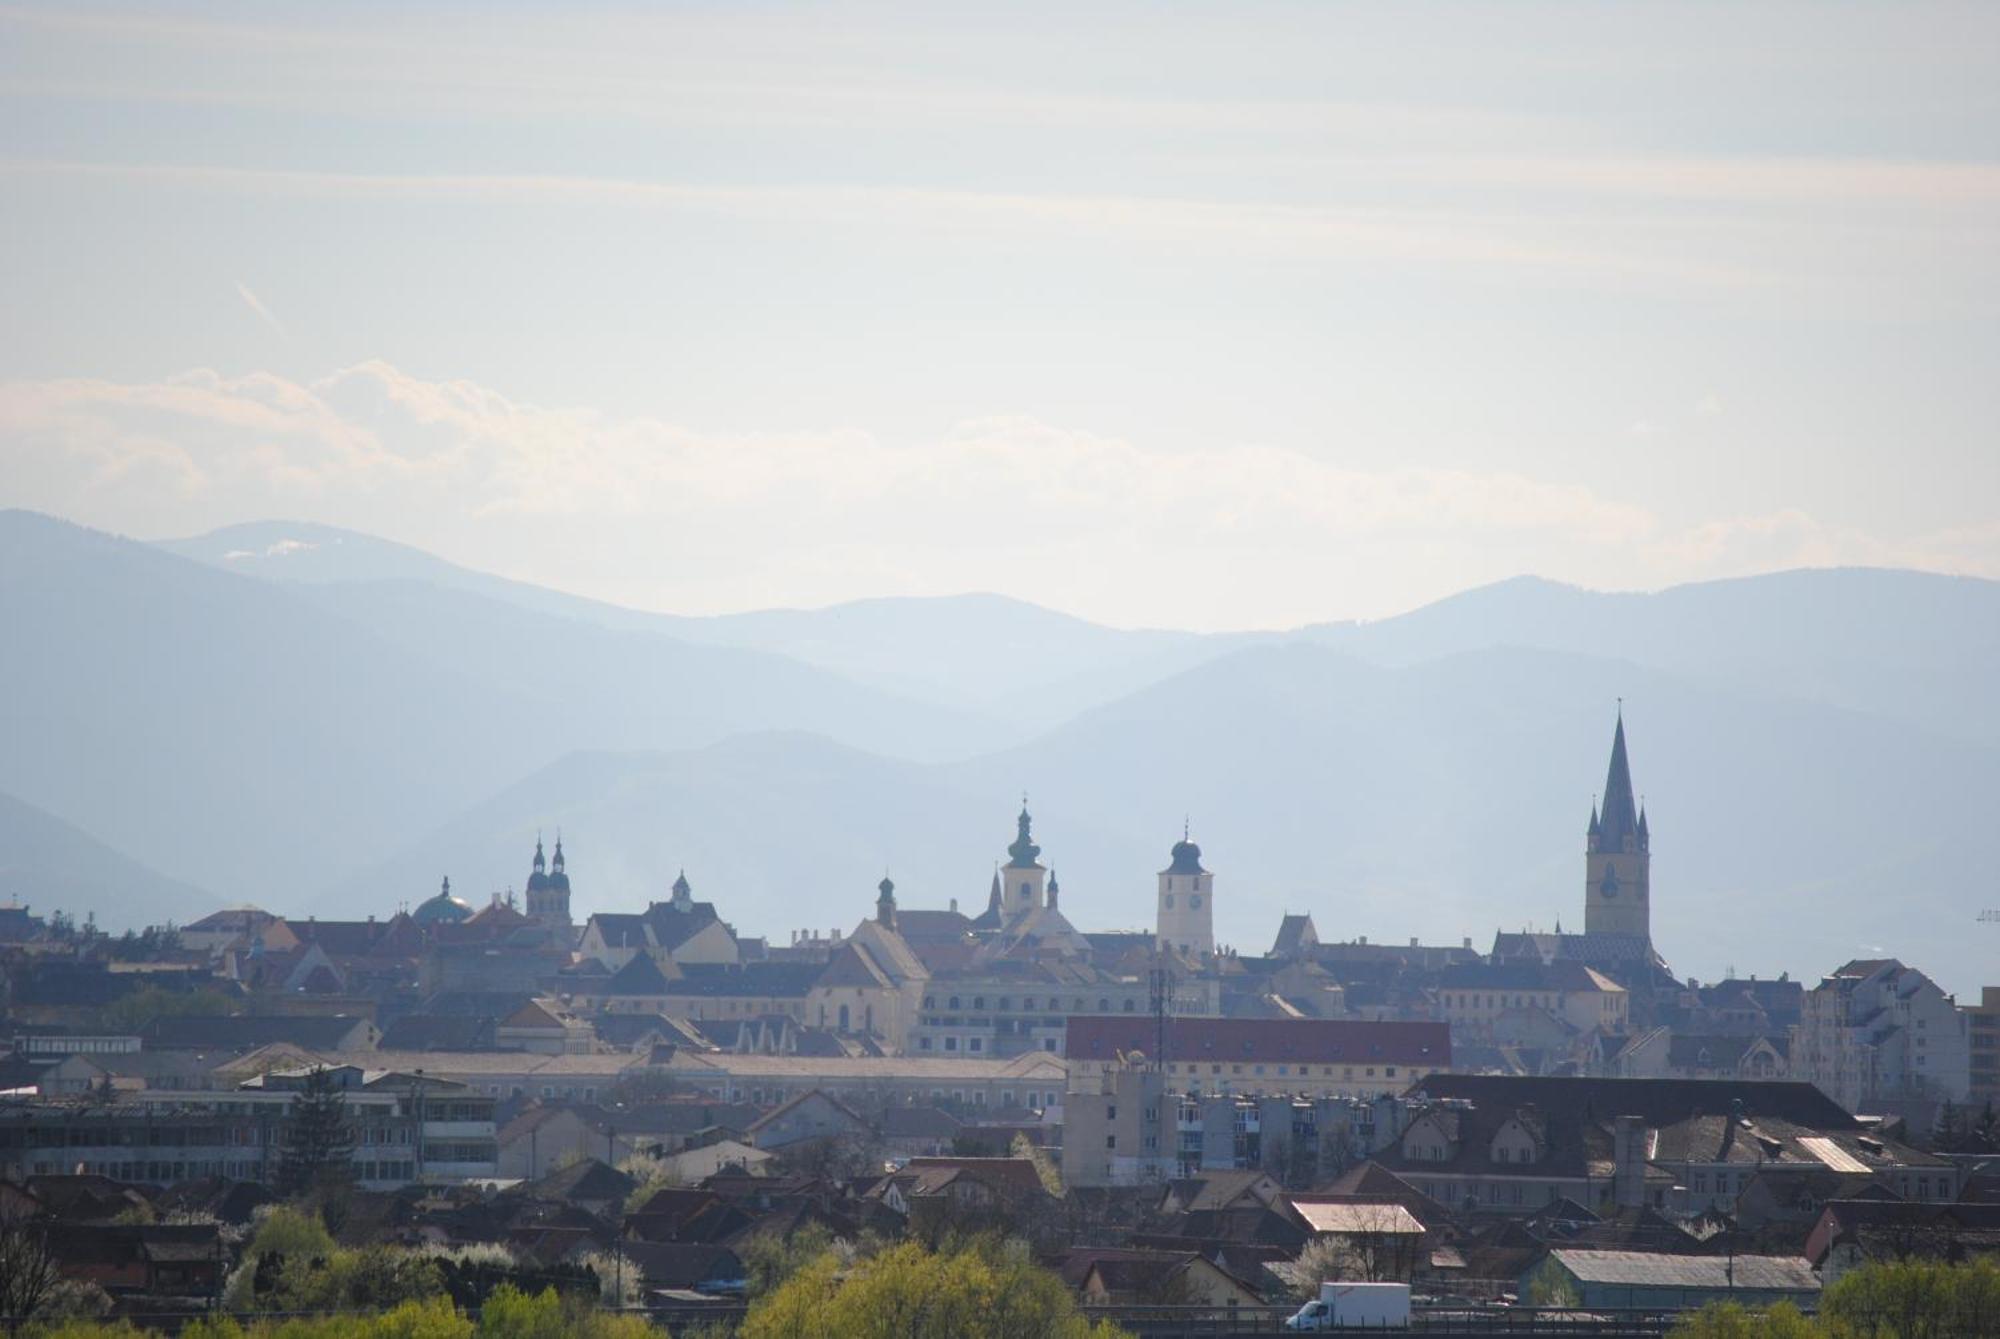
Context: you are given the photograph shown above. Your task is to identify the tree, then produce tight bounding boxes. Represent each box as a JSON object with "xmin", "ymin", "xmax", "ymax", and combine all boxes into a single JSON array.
[
  {"xmin": 277, "ymin": 1067, "xmax": 358, "ymax": 1200},
  {"xmin": 1667, "ymin": 1301, "xmax": 1817, "ymax": 1338},
  {"xmin": 1521, "ymin": 1258, "xmax": 1581, "ymax": 1309},
  {"xmin": 0, "ymin": 1214, "xmax": 62, "ymax": 1322},
  {"xmin": 738, "ymin": 1238, "xmax": 1129, "ymax": 1339}
]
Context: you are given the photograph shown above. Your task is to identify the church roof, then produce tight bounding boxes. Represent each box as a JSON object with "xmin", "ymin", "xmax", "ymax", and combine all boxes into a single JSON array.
[
  {"xmin": 1596, "ymin": 712, "xmax": 1642, "ymax": 851},
  {"xmin": 1163, "ymin": 835, "xmax": 1206, "ymax": 876},
  {"xmin": 1005, "ymin": 806, "xmax": 1042, "ymax": 870},
  {"xmin": 970, "ymin": 870, "xmax": 1005, "ymax": 930}
]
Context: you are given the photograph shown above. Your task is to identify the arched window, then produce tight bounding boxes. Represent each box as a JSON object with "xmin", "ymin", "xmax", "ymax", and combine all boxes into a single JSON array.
[
  {"xmin": 1123, "ymin": 999, "xmax": 1136, "ymax": 1013},
  {"xmin": 838, "ymin": 1004, "xmax": 850, "ymax": 1031},
  {"xmin": 1098, "ymin": 998, "xmax": 1110, "ymax": 1012},
  {"xmin": 1019, "ymin": 882, "xmax": 1032, "ymax": 900},
  {"xmin": 973, "ymin": 997, "xmax": 985, "ymax": 1010},
  {"xmin": 949, "ymin": 996, "xmax": 961, "ymax": 1010}
]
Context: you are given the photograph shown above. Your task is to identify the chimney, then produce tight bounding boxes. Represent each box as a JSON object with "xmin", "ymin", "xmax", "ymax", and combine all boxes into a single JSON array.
[
  {"xmin": 949, "ymin": 898, "xmax": 958, "ymax": 914},
  {"xmin": 1613, "ymin": 1115, "xmax": 1648, "ymax": 1209},
  {"xmin": 1463, "ymin": 937, "xmax": 1472, "ymax": 950}
]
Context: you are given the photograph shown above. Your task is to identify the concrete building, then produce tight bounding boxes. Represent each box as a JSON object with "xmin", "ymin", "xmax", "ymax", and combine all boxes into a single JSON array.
[
  {"xmin": 1436, "ymin": 960, "xmax": 1629, "ymax": 1043},
  {"xmin": 1963, "ymin": 986, "xmax": 2000, "ymax": 1112},
  {"xmin": 1066, "ymin": 1016, "xmax": 1451, "ymax": 1100},
  {"xmin": 1792, "ymin": 959, "xmax": 1971, "ymax": 1112},
  {"xmin": 657, "ymin": 1048, "xmax": 1068, "ymax": 1114},
  {"xmin": 0, "ymin": 1069, "xmax": 497, "ymax": 1186}
]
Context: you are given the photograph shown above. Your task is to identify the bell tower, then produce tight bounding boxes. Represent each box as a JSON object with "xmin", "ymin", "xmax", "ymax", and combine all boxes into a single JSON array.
[
  {"xmin": 1156, "ymin": 823, "xmax": 1214, "ymax": 958},
  {"xmin": 1584, "ymin": 710, "xmax": 1651, "ymax": 940},
  {"xmin": 1002, "ymin": 799, "xmax": 1047, "ymax": 920}
]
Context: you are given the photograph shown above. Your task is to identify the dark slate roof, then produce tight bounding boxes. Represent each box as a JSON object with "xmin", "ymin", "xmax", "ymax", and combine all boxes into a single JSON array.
[
  {"xmin": 1067, "ymin": 1016, "xmax": 1450, "ymax": 1069},
  {"xmin": 419, "ymin": 990, "xmax": 539, "ymax": 1017},
  {"xmin": 523, "ymin": 1158, "xmax": 637, "ymax": 1205},
  {"xmin": 145, "ymin": 1014, "xmax": 369, "ymax": 1051},
  {"xmin": 1407, "ymin": 1075, "xmax": 1858, "ymax": 1130},
  {"xmin": 1438, "ymin": 960, "xmax": 1619, "ymax": 992},
  {"xmin": 1271, "ymin": 914, "xmax": 1317, "ymax": 956},
  {"xmin": 668, "ymin": 962, "xmax": 820, "ymax": 999},
  {"xmin": 378, "ymin": 1015, "xmax": 498, "ymax": 1052},
  {"xmin": 619, "ymin": 1240, "xmax": 745, "ymax": 1289},
  {"xmin": 604, "ymin": 953, "xmax": 678, "ymax": 997},
  {"xmin": 1667, "ymin": 1033, "xmax": 1790, "ymax": 1068},
  {"xmin": 644, "ymin": 901, "xmax": 725, "ymax": 952},
  {"xmin": 1163, "ymin": 838, "xmax": 1207, "ymax": 877},
  {"xmin": 894, "ymin": 909, "xmax": 975, "ymax": 943}
]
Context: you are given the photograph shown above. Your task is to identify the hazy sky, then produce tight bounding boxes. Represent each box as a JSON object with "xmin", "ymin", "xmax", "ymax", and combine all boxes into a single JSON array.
[{"xmin": 3, "ymin": 2, "xmax": 1996, "ymax": 629}]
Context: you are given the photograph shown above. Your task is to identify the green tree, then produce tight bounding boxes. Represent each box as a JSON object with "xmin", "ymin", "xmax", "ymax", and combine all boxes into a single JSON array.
[
  {"xmin": 738, "ymin": 1238, "xmax": 1128, "ymax": 1339},
  {"xmin": 1522, "ymin": 1258, "xmax": 1581, "ymax": 1308},
  {"xmin": 277, "ymin": 1067, "xmax": 358, "ymax": 1200},
  {"xmin": 1667, "ymin": 1301, "xmax": 1817, "ymax": 1338},
  {"xmin": 1822, "ymin": 1256, "xmax": 2000, "ymax": 1338}
]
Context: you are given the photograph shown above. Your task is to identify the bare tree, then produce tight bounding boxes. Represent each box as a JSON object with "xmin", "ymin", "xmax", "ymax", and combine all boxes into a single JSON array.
[{"xmin": 0, "ymin": 1216, "xmax": 62, "ymax": 1323}]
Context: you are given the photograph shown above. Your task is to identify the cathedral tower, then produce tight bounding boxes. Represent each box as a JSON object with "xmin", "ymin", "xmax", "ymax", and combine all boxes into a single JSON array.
[
  {"xmin": 1002, "ymin": 801, "xmax": 1047, "ymax": 920},
  {"xmin": 1584, "ymin": 711, "xmax": 1651, "ymax": 940},
  {"xmin": 1157, "ymin": 825, "xmax": 1214, "ymax": 958},
  {"xmin": 524, "ymin": 835, "xmax": 574, "ymax": 933}
]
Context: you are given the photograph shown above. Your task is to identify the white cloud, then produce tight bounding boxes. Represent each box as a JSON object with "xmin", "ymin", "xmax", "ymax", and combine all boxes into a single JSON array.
[{"xmin": 1, "ymin": 362, "xmax": 1992, "ymax": 628}]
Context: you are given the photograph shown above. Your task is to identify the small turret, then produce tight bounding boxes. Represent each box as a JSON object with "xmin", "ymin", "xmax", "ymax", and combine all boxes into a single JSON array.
[
  {"xmin": 672, "ymin": 870, "xmax": 693, "ymax": 911},
  {"xmin": 876, "ymin": 875, "xmax": 897, "ymax": 929}
]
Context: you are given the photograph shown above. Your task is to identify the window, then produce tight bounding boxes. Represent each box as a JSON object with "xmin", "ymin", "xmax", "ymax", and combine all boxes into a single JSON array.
[
  {"xmin": 1106, "ymin": 1135, "xmax": 1117, "ymax": 1149},
  {"xmin": 1164, "ymin": 894, "xmax": 1175, "ymax": 909},
  {"xmin": 1123, "ymin": 999, "xmax": 1136, "ymax": 1013},
  {"xmin": 919, "ymin": 1037, "xmax": 933, "ymax": 1051},
  {"xmin": 974, "ymin": 997, "xmax": 985, "ymax": 1010},
  {"xmin": 969, "ymin": 1038, "xmax": 983, "ymax": 1052},
  {"xmin": 945, "ymin": 1037, "xmax": 958, "ymax": 1052},
  {"xmin": 1107, "ymin": 1106, "xmax": 1118, "ymax": 1119},
  {"xmin": 1190, "ymin": 895, "xmax": 1202, "ymax": 909},
  {"xmin": 949, "ymin": 997, "xmax": 961, "ymax": 1009}
]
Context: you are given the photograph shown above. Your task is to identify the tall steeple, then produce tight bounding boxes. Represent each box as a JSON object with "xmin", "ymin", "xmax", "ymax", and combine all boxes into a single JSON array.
[
  {"xmin": 1596, "ymin": 709, "xmax": 1641, "ymax": 854},
  {"xmin": 1584, "ymin": 708, "xmax": 1651, "ymax": 941},
  {"xmin": 876, "ymin": 875, "xmax": 897, "ymax": 929}
]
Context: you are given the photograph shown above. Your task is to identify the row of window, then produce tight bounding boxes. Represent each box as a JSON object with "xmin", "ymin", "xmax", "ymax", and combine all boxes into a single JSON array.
[{"xmin": 920, "ymin": 995, "xmax": 1141, "ymax": 1013}]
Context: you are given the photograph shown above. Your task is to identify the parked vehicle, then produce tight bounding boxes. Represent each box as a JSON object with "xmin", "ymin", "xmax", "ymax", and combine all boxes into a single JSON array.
[{"xmin": 1284, "ymin": 1281, "xmax": 1411, "ymax": 1330}]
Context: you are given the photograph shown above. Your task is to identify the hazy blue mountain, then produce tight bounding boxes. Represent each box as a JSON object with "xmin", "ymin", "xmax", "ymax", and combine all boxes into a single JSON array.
[
  {"xmin": 162, "ymin": 521, "xmax": 1249, "ymax": 724},
  {"xmin": 1, "ymin": 512, "xmax": 1000, "ymax": 906},
  {"xmin": 163, "ymin": 523, "xmax": 2000, "ymax": 745},
  {"xmin": 0, "ymin": 789, "xmax": 216, "ymax": 931},
  {"xmin": 339, "ymin": 642, "xmax": 1999, "ymax": 997},
  {"xmin": 1309, "ymin": 569, "xmax": 2000, "ymax": 746}
]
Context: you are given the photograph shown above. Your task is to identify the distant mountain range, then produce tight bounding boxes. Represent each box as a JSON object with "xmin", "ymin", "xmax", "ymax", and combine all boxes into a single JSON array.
[{"xmin": 9, "ymin": 509, "xmax": 1998, "ymax": 995}]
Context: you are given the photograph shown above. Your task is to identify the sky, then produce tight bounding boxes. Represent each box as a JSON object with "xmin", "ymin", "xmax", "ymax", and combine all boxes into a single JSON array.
[{"xmin": 2, "ymin": 2, "xmax": 1997, "ymax": 630}]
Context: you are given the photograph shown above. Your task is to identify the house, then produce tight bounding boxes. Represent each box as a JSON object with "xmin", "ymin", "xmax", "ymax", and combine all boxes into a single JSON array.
[
  {"xmin": 1525, "ymin": 1249, "xmax": 1819, "ymax": 1311},
  {"xmin": 745, "ymin": 1090, "xmax": 870, "ymax": 1151},
  {"xmin": 1387, "ymin": 1074, "xmax": 1953, "ymax": 1217},
  {"xmin": 46, "ymin": 1222, "xmax": 224, "ymax": 1296},
  {"xmin": 1804, "ymin": 1199, "xmax": 2000, "ymax": 1284},
  {"xmin": 518, "ymin": 1159, "xmax": 638, "ymax": 1220},
  {"xmin": 617, "ymin": 1241, "xmax": 747, "ymax": 1295},
  {"xmin": 1285, "ymin": 1197, "xmax": 1429, "ymax": 1282},
  {"xmin": 1079, "ymin": 1250, "xmax": 1265, "ymax": 1309}
]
